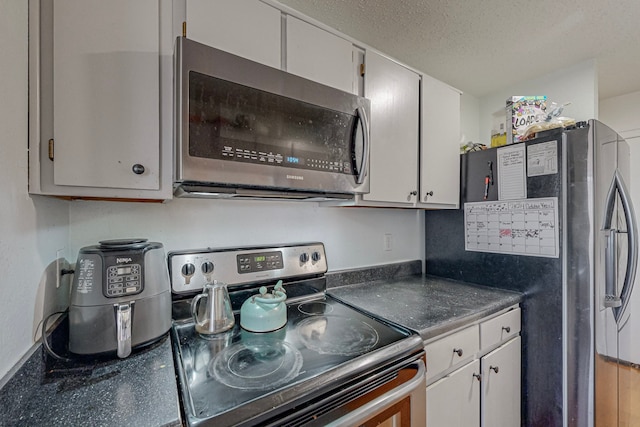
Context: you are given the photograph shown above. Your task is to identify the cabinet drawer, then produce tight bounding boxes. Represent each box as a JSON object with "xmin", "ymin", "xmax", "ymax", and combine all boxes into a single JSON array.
[
  {"xmin": 425, "ymin": 325, "xmax": 479, "ymax": 381},
  {"xmin": 480, "ymin": 308, "xmax": 520, "ymax": 351}
]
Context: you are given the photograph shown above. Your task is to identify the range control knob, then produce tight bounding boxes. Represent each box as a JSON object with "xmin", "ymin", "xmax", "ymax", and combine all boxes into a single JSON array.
[
  {"xmin": 201, "ymin": 261, "xmax": 214, "ymax": 274},
  {"xmin": 299, "ymin": 253, "xmax": 309, "ymax": 263},
  {"xmin": 311, "ymin": 251, "xmax": 322, "ymax": 262},
  {"xmin": 181, "ymin": 263, "xmax": 196, "ymax": 285}
]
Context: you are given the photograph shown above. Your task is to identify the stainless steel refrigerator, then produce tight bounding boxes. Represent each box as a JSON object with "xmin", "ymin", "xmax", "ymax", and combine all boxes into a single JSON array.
[{"xmin": 425, "ymin": 119, "xmax": 638, "ymax": 426}]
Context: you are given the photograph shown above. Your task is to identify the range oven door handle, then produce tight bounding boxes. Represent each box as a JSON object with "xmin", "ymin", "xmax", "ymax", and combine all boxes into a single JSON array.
[{"xmin": 324, "ymin": 359, "xmax": 425, "ymax": 427}]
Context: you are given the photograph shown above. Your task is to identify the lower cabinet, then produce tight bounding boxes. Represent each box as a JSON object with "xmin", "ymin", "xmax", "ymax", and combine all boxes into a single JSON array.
[
  {"xmin": 427, "ymin": 359, "xmax": 480, "ymax": 426},
  {"xmin": 481, "ymin": 337, "xmax": 521, "ymax": 427},
  {"xmin": 425, "ymin": 307, "xmax": 521, "ymax": 427}
]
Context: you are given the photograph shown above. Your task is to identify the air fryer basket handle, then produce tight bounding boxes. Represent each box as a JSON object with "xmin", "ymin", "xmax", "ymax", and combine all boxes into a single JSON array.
[{"xmin": 116, "ymin": 302, "xmax": 133, "ymax": 358}]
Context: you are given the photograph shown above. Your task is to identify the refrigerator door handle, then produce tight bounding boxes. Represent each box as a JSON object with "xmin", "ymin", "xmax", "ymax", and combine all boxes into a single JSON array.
[
  {"xmin": 603, "ymin": 228, "xmax": 620, "ymax": 308},
  {"xmin": 603, "ymin": 170, "xmax": 638, "ymax": 323}
]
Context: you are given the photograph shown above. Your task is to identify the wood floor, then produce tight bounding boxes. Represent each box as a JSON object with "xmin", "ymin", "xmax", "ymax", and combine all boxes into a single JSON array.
[{"xmin": 595, "ymin": 354, "xmax": 640, "ymax": 426}]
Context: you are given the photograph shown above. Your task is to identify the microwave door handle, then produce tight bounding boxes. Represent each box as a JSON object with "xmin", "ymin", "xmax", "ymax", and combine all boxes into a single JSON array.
[
  {"xmin": 355, "ymin": 106, "xmax": 370, "ymax": 185},
  {"xmin": 612, "ymin": 170, "xmax": 638, "ymax": 324}
]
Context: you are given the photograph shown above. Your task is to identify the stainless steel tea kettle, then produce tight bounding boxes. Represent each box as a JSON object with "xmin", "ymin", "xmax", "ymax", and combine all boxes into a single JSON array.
[{"xmin": 191, "ymin": 280, "xmax": 235, "ymax": 335}]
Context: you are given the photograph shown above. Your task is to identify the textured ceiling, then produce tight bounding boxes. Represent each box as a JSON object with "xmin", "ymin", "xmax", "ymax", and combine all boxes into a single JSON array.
[{"xmin": 277, "ymin": 0, "xmax": 640, "ymax": 99}]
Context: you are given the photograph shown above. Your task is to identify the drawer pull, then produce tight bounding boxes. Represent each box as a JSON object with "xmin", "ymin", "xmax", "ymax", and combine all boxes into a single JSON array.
[
  {"xmin": 473, "ymin": 373, "xmax": 482, "ymax": 382},
  {"xmin": 490, "ymin": 365, "xmax": 499, "ymax": 374},
  {"xmin": 453, "ymin": 348, "xmax": 463, "ymax": 357},
  {"xmin": 502, "ymin": 326, "xmax": 511, "ymax": 333}
]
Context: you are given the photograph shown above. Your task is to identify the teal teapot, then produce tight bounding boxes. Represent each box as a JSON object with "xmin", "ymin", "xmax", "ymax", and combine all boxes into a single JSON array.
[{"xmin": 240, "ymin": 280, "xmax": 287, "ymax": 332}]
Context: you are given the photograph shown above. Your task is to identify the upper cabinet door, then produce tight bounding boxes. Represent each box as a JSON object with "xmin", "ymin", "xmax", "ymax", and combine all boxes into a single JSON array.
[
  {"xmin": 362, "ymin": 52, "xmax": 420, "ymax": 204},
  {"xmin": 420, "ymin": 75, "xmax": 461, "ymax": 207},
  {"xmin": 52, "ymin": 0, "xmax": 160, "ymax": 190},
  {"xmin": 185, "ymin": 0, "xmax": 281, "ymax": 69},
  {"xmin": 285, "ymin": 16, "xmax": 354, "ymax": 93}
]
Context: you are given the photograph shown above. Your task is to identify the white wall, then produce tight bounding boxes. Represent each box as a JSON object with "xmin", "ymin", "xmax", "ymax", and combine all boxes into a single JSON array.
[
  {"xmin": 0, "ymin": 1, "xmax": 69, "ymax": 379},
  {"xmin": 600, "ymin": 90, "xmax": 640, "ymax": 364},
  {"xmin": 68, "ymin": 200, "xmax": 423, "ymax": 272},
  {"xmin": 479, "ymin": 59, "xmax": 598, "ymax": 146},
  {"xmin": 600, "ymin": 90, "xmax": 640, "ymax": 139},
  {"xmin": 460, "ymin": 92, "xmax": 481, "ymax": 145}
]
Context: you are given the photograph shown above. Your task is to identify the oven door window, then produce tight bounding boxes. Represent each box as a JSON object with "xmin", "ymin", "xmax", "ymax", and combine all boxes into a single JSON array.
[{"xmin": 188, "ymin": 71, "xmax": 356, "ymax": 175}]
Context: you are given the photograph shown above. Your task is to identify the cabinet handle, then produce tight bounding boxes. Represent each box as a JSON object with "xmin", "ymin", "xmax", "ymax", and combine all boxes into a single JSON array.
[
  {"xmin": 473, "ymin": 373, "xmax": 482, "ymax": 382},
  {"xmin": 490, "ymin": 365, "xmax": 499, "ymax": 374},
  {"xmin": 407, "ymin": 190, "xmax": 418, "ymax": 201},
  {"xmin": 424, "ymin": 191, "xmax": 434, "ymax": 199},
  {"xmin": 453, "ymin": 348, "xmax": 463, "ymax": 357},
  {"xmin": 502, "ymin": 326, "xmax": 511, "ymax": 333},
  {"xmin": 132, "ymin": 164, "xmax": 145, "ymax": 175}
]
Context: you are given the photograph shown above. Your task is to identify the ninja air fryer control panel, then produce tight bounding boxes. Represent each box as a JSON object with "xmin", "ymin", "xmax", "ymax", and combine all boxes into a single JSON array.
[{"xmin": 103, "ymin": 253, "xmax": 144, "ymax": 297}]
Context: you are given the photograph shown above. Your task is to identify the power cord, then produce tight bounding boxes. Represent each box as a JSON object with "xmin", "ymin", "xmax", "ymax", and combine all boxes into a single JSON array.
[{"xmin": 41, "ymin": 310, "xmax": 73, "ymax": 363}]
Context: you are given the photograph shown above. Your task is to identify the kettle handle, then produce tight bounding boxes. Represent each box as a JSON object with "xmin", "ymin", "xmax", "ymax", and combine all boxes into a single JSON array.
[
  {"xmin": 116, "ymin": 302, "xmax": 132, "ymax": 358},
  {"xmin": 254, "ymin": 290, "xmax": 287, "ymax": 304},
  {"xmin": 191, "ymin": 293, "xmax": 207, "ymax": 321}
]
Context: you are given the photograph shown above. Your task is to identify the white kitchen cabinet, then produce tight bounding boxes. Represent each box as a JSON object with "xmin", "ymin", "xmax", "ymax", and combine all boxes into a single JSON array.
[
  {"xmin": 185, "ymin": 0, "xmax": 281, "ymax": 69},
  {"xmin": 418, "ymin": 74, "xmax": 461, "ymax": 208},
  {"xmin": 427, "ymin": 359, "xmax": 481, "ymax": 427},
  {"xmin": 425, "ymin": 307, "xmax": 521, "ymax": 427},
  {"xmin": 285, "ymin": 16, "xmax": 355, "ymax": 94},
  {"xmin": 29, "ymin": 0, "xmax": 175, "ymax": 200},
  {"xmin": 481, "ymin": 336, "xmax": 521, "ymax": 427},
  {"xmin": 362, "ymin": 51, "xmax": 420, "ymax": 204}
]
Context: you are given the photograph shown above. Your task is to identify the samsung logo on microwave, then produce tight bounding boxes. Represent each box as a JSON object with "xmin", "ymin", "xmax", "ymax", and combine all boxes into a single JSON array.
[
  {"xmin": 117, "ymin": 257, "xmax": 133, "ymax": 264},
  {"xmin": 286, "ymin": 175, "xmax": 304, "ymax": 181}
]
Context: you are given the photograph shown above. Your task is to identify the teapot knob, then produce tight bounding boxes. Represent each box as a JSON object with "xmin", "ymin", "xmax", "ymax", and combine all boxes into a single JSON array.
[{"xmin": 259, "ymin": 286, "xmax": 268, "ymax": 296}]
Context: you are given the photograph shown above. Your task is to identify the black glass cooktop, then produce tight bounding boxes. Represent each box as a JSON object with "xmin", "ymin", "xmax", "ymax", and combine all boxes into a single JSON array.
[{"xmin": 171, "ymin": 294, "xmax": 417, "ymax": 426}]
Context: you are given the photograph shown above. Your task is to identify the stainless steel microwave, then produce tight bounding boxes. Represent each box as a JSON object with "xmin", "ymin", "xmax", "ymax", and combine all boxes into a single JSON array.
[{"xmin": 174, "ymin": 37, "xmax": 370, "ymax": 200}]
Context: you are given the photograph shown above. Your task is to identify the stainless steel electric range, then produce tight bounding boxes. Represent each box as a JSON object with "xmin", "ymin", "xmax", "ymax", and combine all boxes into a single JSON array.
[{"xmin": 169, "ymin": 243, "xmax": 425, "ymax": 427}]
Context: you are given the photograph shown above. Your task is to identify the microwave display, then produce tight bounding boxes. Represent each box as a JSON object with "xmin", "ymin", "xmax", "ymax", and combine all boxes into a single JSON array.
[{"xmin": 189, "ymin": 72, "xmax": 356, "ymax": 175}]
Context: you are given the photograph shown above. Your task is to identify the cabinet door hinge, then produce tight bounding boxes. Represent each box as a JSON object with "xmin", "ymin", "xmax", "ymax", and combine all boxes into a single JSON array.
[
  {"xmin": 48, "ymin": 139, "xmax": 54, "ymax": 161},
  {"xmin": 182, "ymin": 21, "xmax": 187, "ymax": 38},
  {"xmin": 360, "ymin": 63, "xmax": 365, "ymax": 76}
]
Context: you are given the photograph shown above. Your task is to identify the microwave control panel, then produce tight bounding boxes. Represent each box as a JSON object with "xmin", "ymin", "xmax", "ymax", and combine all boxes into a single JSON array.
[{"xmin": 218, "ymin": 145, "xmax": 352, "ymax": 174}]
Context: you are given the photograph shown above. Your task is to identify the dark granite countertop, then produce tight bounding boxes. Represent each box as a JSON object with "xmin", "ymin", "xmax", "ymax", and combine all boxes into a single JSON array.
[
  {"xmin": 328, "ymin": 274, "xmax": 523, "ymax": 341},
  {"xmin": 0, "ymin": 333, "xmax": 181, "ymax": 427},
  {"xmin": 0, "ymin": 263, "xmax": 519, "ymax": 426}
]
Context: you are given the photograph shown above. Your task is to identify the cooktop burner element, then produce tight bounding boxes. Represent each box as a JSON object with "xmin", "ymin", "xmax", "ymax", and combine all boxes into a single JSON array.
[
  {"xmin": 211, "ymin": 341, "xmax": 303, "ymax": 390},
  {"xmin": 296, "ymin": 315, "xmax": 379, "ymax": 356},
  {"xmin": 297, "ymin": 301, "xmax": 334, "ymax": 315}
]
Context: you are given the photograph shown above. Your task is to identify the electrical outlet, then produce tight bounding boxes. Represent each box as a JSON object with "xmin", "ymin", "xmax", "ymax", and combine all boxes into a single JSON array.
[
  {"xmin": 55, "ymin": 249, "xmax": 66, "ymax": 289},
  {"xmin": 54, "ymin": 249, "xmax": 72, "ymax": 313},
  {"xmin": 383, "ymin": 233, "xmax": 393, "ymax": 251}
]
